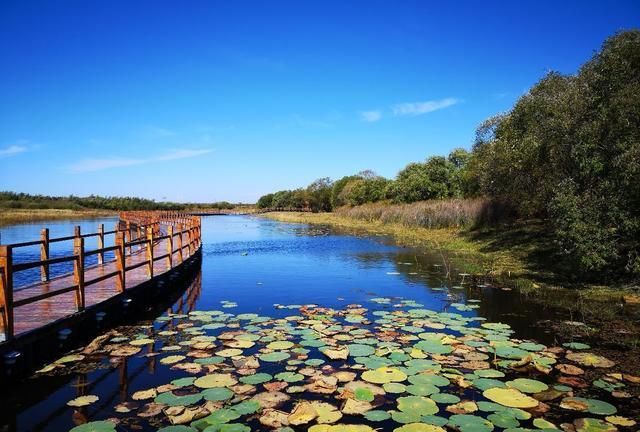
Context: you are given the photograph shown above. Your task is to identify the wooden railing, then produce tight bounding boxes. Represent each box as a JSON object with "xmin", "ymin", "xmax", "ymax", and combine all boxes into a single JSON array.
[{"xmin": 0, "ymin": 212, "xmax": 201, "ymax": 341}]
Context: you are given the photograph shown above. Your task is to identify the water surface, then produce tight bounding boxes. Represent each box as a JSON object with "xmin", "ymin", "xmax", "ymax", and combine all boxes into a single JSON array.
[{"xmin": 1, "ymin": 215, "xmax": 606, "ymax": 431}]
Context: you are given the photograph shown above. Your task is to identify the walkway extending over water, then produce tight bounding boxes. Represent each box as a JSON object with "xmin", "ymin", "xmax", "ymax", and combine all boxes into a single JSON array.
[{"xmin": 0, "ymin": 212, "xmax": 201, "ymax": 342}]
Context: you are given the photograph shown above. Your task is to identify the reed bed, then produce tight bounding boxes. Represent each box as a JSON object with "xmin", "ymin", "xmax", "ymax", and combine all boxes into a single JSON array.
[
  {"xmin": 0, "ymin": 209, "xmax": 116, "ymax": 226},
  {"xmin": 334, "ymin": 198, "xmax": 513, "ymax": 229}
]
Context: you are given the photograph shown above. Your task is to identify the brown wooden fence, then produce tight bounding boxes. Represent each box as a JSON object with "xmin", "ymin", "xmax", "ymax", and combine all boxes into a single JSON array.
[{"xmin": 0, "ymin": 211, "xmax": 201, "ymax": 341}]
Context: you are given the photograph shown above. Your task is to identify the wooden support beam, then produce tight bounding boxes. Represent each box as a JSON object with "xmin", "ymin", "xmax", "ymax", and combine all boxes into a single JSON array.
[
  {"xmin": 0, "ymin": 246, "xmax": 14, "ymax": 341},
  {"xmin": 125, "ymin": 222, "xmax": 131, "ymax": 255},
  {"xmin": 40, "ymin": 228, "xmax": 50, "ymax": 282},
  {"xmin": 187, "ymin": 225, "xmax": 192, "ymax": 257},
  {"xmin": 73, "ymin": 235, "xmax": 85, "ymax": 310},
  {"xmin": 146, "ymin": 227, "xmax": 154, "ymax": 279},
  {"xmin": 115, "ymin": 232, "xmax": 126, "ymax": 292},
  {"xmin": 97, "ymin": 224, "xmax": 104, "ymax": 265},
  {"xmin": 177, "ymin": 224, "xmax": 184, "ymax": 264},
  {"xmin": 167, "ymin": 225, "xmax": 173, "ymax": 270}
]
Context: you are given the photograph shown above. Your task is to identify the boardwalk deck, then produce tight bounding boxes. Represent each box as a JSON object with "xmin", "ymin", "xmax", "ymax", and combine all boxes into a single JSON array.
[{"xmin": 0, "ymin": 212, "xmax": 201, "ymax": 342}]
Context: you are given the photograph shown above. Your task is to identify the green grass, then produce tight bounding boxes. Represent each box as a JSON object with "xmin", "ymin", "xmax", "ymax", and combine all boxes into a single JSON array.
[
  {"xmin": 260, "ymin": 211, "xmax": 639, "ymax": 302},
  {"xmin": 0, "ymin": 208, "xmax": 117, "ymax": 227}
]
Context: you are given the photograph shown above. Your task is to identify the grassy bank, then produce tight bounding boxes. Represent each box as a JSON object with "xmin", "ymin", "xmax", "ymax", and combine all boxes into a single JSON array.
[
  {"xmin": 0, "ymin": 208, "xmax": 117, "ymax": 227},
  {"xmin": 262, "ymin": 211, "xmax": 528, "ymax": 276},
  {"xmin": 261, "ymin": 211, "xmax": 638, "ymax": 297},
  {"xmin": 261, "ymin": 211, "xmax": 640, "ymax": 355}
]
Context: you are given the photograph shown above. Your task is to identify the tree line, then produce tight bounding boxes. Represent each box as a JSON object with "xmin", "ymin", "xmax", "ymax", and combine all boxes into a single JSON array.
[
  {"xmin": 0, "ymin": 192, "xmax": 238, "ymax": 211},
  {"xmin": 257, "ymin": 31, "xmax": 640, "ymax": 279}
]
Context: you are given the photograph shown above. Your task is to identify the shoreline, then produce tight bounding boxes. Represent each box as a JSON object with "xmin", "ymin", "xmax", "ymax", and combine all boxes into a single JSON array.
[
  {"xmin": 0, "ymin": 208, "xmax": 118, "ymax": 227},
  {"xmin": 259, "ymin": 211, "xmax": 640, "ymax": 358}
]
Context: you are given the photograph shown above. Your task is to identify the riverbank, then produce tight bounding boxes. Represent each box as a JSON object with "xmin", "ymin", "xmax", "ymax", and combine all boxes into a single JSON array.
[
  {"xmin": 261, "ymin": 211, "xmax": 537, "ymax": 278},
  {"xmin": 0, "ymin": 209, "xmax": 117, "ymax": 227},
  {"xmin": 260, "ymin": 211, "xmax": 640, "ymax": 350}
]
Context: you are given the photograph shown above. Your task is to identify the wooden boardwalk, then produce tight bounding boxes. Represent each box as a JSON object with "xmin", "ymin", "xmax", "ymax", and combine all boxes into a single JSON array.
[{"xmin": 0, "ymin": 212, "xmax": 201, "ymax": 342}]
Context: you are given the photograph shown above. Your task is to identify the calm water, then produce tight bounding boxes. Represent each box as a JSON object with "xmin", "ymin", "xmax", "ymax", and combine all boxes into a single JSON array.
[{"xmin": 2, "ymin": 216, "xmax": 568, "ymax": 431}]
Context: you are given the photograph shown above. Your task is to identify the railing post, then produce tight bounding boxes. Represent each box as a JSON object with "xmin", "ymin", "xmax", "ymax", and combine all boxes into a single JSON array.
[
  {"xmin": 115, "ymin": 232, "xmax": 126, "ymax": 292},
  {"xmin": 0, "ymin": 246, "xmax": 14, "ymax": 341},
  {"xmin": 177, "ymin": 224, "xmax": 184, "ymax": 264},
  {"xmin": 97, "ymin": 223, "xmax": 104, "ymax": 265},
  {"xmin": 167, "ymin": 225, "xmax": 173, "ymax": 270},
  {"xmin": 73, "ymin": 235, "xmax": 85, "ymax": 311},
  {"xmin": 186, "ymin": 224, "xmax": 192, "ymax": 257},
  {"xmin": 40, "ymin": 228, "xmax": 50, "ymax": 282},
  {"xmin": 125, "ymin": 222, "xmax": 131, "ymax": 255},
  {"xmin": 146, "ymin": 226, "xmax": 154, "ymax": 279}
]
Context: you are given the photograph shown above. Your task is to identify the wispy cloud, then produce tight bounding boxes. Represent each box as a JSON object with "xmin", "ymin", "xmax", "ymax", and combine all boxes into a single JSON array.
[
  {"xmin": 360, "ymin": 110, "xmax": 382, "ymax": 123},
  {"xmin": 155, "ymin": 148, "xmax": 213, "ymax": 161},
  {"xmin": 392, "ymin": 98, "xmax": 460, "ymax": 116},
  {"xmin": 68, "ymin": 148, "xmax": 213, "ymax": 172},
  {"xmin": 0, "ymin": 143, "xmax": 29, "ymax": 158}
]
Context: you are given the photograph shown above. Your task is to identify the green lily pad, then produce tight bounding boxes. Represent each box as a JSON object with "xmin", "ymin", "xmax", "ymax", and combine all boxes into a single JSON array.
[
  {"xmin": 202, "ymin": 387, "xmax": 234, "ymax": 401},
  {"xmin": 239, "ymin": 373, "xmax": 273, "ymax": 384},
  {"xmin": 259, "ymin": 351, "xmax": 290, "ymax": 362},
  {"xmin": 362, "ymin": 367, "xmax": 408, "ymax": 384},
  {"xmin": 69, "ymin": 421, "xmax": 116, "ymax": 432},
  {"xmin": 364, "ymin": 410, "xmax": 391, "ymax": 421},
  {"xmin": 397, "ymin": 396, "xmax": 439, "ymax": 416},
  {"xmin": 506, "ymin": 378, "xmax": 549, "ymax": 394}
]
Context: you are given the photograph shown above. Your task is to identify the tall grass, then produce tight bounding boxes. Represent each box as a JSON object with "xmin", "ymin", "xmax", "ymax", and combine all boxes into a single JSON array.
[{"xmin": 334, "ymin": 198, "xmax": 514, "ymax": 229}]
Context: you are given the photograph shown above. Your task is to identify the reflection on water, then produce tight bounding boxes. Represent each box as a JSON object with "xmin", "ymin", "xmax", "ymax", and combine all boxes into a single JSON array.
[{"xmin": 0, "ymin": 216, "xmax": 587, "ymax": 431}]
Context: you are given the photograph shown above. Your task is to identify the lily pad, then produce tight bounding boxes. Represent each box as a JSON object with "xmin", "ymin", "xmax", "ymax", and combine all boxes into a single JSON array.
[
  {"xmin": 362, "ymin": 367, "xmax": 407, "ymax": 384},
  {"xmin": 483, "ymin": 388, "xmax": 539, "ymax": 408}
]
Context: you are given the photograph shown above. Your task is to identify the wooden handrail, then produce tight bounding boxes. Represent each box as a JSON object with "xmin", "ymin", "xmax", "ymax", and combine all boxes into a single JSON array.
[{"xmin": 0, "ymin": 211, "xmax": 202, "ymax": 341}]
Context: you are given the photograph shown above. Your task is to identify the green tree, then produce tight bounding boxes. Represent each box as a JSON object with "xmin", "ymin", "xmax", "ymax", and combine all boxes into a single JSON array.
[
  {"xmin": 306, "ymin": 177, "xmax": 333, "ymax": 212},
  {"xmin": 257, "ymin": 193, "xmax": 274, "ymax": 209}
]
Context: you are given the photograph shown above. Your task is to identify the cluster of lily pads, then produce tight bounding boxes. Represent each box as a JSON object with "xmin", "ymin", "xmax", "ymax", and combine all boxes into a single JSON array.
[{"xmin": 46, "ymin": 297, "xmax": 638, "ymax": 432}]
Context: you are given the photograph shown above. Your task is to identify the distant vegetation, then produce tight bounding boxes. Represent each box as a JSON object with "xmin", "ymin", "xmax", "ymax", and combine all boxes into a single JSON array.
[
  {"xmin": 258, "ymin": 31, "xmax": 640, "ymax": 280},
  {"xmin": 0, "ymin": 192, "xmax": 239, "ymax": 211}
]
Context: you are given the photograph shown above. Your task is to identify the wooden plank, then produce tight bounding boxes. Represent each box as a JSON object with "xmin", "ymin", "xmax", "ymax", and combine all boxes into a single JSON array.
[{"xmin": 0, "ymin": 212, "xmax": 202, "ymax": 340}]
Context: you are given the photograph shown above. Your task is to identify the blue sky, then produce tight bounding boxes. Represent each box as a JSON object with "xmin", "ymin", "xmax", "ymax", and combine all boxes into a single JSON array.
[{"xmin": 1, "ymin": 1, "xmax": 638, "ymax": 203}]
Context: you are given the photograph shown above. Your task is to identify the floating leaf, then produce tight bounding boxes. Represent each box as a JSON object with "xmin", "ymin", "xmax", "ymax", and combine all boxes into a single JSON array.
[
  {"xmin": 267, "ymin": 341, "xmax": 295, "ymax": 350},
  {"xmin": 362, "ymin": 367, "xmax": 407, "ymax": 384},
  {"xmin": 506, "ymin": 378, "xmax": 549, "ymax": 393},
  {"xmin": 288, "ymin": 401, "xmax": 318, "ymax": 425},
  {"xmin": 67, "ymin": 395, "xmax": 99, "ymax": 407},
  {"xmin": 483, "ymin": 388, "xmax": 539, "ymax": 408},
  {"xmin": 69, "ymin": 421, "xmax": 117, "ymax": 432},
  {"xmin": 573, "ymin": 418, "xmax": 617, "ymax": 432},
  {"xmin": 239, "ymin": 373, "xmax": 273, "ymax": 385},
  {"xmin": 364, "ymin": 410, "xmax": 391, "ymax": 422},
  {"xmin": 202, "ymin": 387, "xmax": 234, "ymax": 401},
  {"xmin": 397, "ymin": 396, "xmax": 438, "ymax": 416},
  {"xmin": 394, "ymin": 424, "xmax": 446, "ymax": 432},
  {"xmin": 259, "ymin": 352, "xmax": 290, "ymax": 362},
  {"xmin": 194, "ymin": 373, "xmax": 238, "ymax": 388},
  {"xmin": 566, "ymin": 352, "xmax": 615, "ymax": 368}
]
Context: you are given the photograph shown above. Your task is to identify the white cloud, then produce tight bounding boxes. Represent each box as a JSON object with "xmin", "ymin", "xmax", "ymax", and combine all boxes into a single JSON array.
[
  {"xmin": 68, "ymin": 148, "xmax": 213, "ymax": 172},
  {"xmin": 360, "ymin": 110, "xmax": 382, "ymax": 122},
  {"xmin": 0, "ymin": 144, "xmax": 28, "ymax": 158},
  {"xmin": 392, "ymin": 98, "xmax": 459, "ymax": 116},
  {"xmin": 156, "ymin": 148, "xmax": 213, "ymax": 161},
  {"xmin": 68, "ymin": 157, "xmax": 145, "ymax": 172}
]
